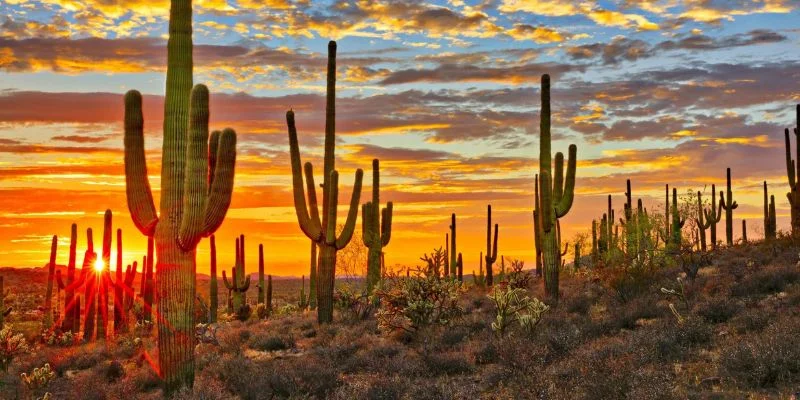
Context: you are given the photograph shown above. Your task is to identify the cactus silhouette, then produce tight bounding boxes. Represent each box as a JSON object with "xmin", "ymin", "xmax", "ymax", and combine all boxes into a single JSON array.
[
  {"xmin": 55, "ymin": 224, "xmax": 79, "ymax": 333},
  {"xmin": 95, "ymin": 209, "xmax": 112, "ymax": 341},
  {"xmin": 82, "ymin": 228, "xmax": 97, "ymax": 342},
  {"xmin": 668, "ymin": 188, "xmax": 686, "ymax": 249},
  {"xmin": 783, "ymin": 105, "xmax": 800, "ymax": 236},
  {"xmin": 720, "ymin": 168, "xmax": 738, "ymax": 246},
  {"xmin": 223, "ymin": 235, "xmax": 250, "ymax": 317},
  {"xmin": 535, "ymin": 74, "xmax": 577, "ymax": 303},
  {"xmin": 362, "ymin": 159, "xmax": 392, "ymax": 291},
  {"xmin": 286, "ymin": 41, "xmax": 363, "ymax": 324},
  {"xmin": 741, "ymin": 220, "xmax": 748, "ymax": 244},
  {"xmin": 695, "ymin": 191, "xmax": 711, "ymax": 251},
  {"xmin": 485, "ymin": 205, "xmax": 499, "ymax": 286},
  {"xmin": 703, "ymin": 184, "xmax": 723, "ymax": 250},
  {"xmin": 764, "ymin": 181, "xmax": 777, "ymax": 241},
  {"xmin": 449, "ymin": 213, "xmax": 457, "ymax": 277},
  {"xmin": 44, "ymin": 235, "xmax": 57, "ymax": 330},
  {"xmin": 258, "ymin": 243, "xmax": 265, "ymax": 305}
]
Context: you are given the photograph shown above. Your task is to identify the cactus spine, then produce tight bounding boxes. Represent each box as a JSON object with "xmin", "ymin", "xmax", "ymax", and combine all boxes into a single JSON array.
[
  {"xmin": 783, "ymin": 105, "xmax": 800, "ymax": 237},
  {"xmin": 535, "ymin": 74, "xmax": 577, "ymax": 303},
  {"xmin": 286, "ymin": 41, "xmax": 363, "ymax": 324},
  {"xmin": 764, "ymin": 182, "xmax": 777, "ymax": 241},
  {"xmin": 362, "ymin": 159, "xmax": 393, "ymax": 291},
  {"xmin": 308, "ymin": 241, "xmax": 317, "ymax": 310},
  {"xmin": 122, "ymin": 0, "xmax": 237, "ymax": 390},
  {"xmin": 485, "ymin": 205, "xmax": 499, "ymax": 286},
  {"xmin": 209, "ymin": 235, "xmax": 218, "ymax": 323},
  {"xmin": 720, "ymin": 168, "xmax": 738, "ymax": 246},
  {"xmin": 0, "ymin": 277, "xmax": 11, "ymax": 329},
  {"xmin": 258, "ymin": 243, "xmax": 265, "ymax": 305},
  {"xmin": 223, "ymin": 236, "xmax": 250, "ymax": 316}
]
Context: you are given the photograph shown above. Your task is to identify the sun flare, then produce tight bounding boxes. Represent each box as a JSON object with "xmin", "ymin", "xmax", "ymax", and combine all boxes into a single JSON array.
[{"xmin": 94, "ymin": 258, "xmax": 104, "ymax": 272}]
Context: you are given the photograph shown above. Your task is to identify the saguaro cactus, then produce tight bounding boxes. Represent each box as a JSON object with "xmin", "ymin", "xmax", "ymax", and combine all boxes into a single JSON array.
[
  {"xmin": 720, "ymin": 168, "xmax": 738, "ymax": 246},
  {"xmin": 362, "ymin": 159, "xmax": 393, "ymax": 292},
  {"xmin": 122, "ymin": 0, "xmax": 237, "ymax": 390},
  {"xmin": 223, "ymin": 236, "xmax": 250, "ymax": 316},
  {"xmin": 44, "ymin": 235, "xmax": 57, "ymax": 329},
  {"xmin": 113, "ymin": 228, "xmax": 124, "ymax": 334},
  {"xmin": 141, "ymin": 237, "xmax": 154, "ymax": 323},
  {"xmin": 741, "ymin": 220, "xmax": 748, "ymax": 244},
  {"xmin": 83, "ymin": 228, "xmax": 97, "ymax": 341},
  {"xmin": 533, "ymin": 175, "xmax": 543, "ymax": 276},
  {"xmin": 457, "ymin": 253, "xmax": 463, "ymax": 282},
  {"xmin": 286, "ymin": 41, "xmax": 363, "ymax": 324},
  {"xmin": 449, "ymin": 214, "xmax": 457, "ymax": 277},
  {"xmin": 96, "ymin": 209, "xmax": 112, "ymax": 341},
  {"xmin": 209, "ymin": 235, "xmax": 218, "ymax": 323},
  {"xmin": 764, "ymin": 182, "xmax": 777, "ymax": 241},
  {"xmin": 695, "ymin": 191, "xmax": 711, "ymax": 251},
  {"xmin": 485, "ymin": 205, "xmax": 499, "ymax": 287},
  {"xmin": 258, "ymin": 243, "xmax": 265, "ymax": 305},
  {"xmin": 669, "ymin": 188, "xmax": 685, "ymax": 249},
  {"xmin": 703, "ymin": 184, "xmax": 723, "ymax": 250},
  {"xmin": 56, "ymin": 224, "xmax": 79, "ymax": 333},
  {"xmin": 0, "ymin": 276, "xmax": 12, "ymax": 329},
  {"xmin": 783, "ymin": 105, "xmax": 800, "ymax": 237},
  {"xmin": 535, "ymin": 74, "xmax": 577, "ymax": 303}
]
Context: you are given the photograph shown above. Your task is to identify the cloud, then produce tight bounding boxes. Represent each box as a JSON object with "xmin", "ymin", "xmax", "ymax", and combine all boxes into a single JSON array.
[{"xmin": 379, "ymin": 62, "xmax": 582, "ymax": 85}]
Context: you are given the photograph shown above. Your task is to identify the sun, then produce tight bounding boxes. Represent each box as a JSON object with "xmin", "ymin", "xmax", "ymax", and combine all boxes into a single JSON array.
[{"xmin": 94, "ymin": 258, "xmax": 104, "ymax": 272}]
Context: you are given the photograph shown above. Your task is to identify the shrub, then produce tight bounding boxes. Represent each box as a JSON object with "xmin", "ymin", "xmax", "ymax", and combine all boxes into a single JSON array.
[
  {"xmin": 719, "ymin": 319, "xmax": 800, "ymax": 388},
  {"xmin": 249, "ymin": 334, "xmax": 294, "ymax": 352},
  {"xmin": 696, "ymin": 298, "xmax": 738, "ymax": 323},
  {"xmin": 0, "ymin": 327, "xmax": 29, "ymax": 372},
  {"xmin": 334, "ymin": 285, "xmax": 374, "ymax": 322},
  {"xmin": 375, "ymin": 271, "xmax": 463, "ymax": 334},
  {"xmin": 487, "ymin": 284, "xmax": 549, "ymax": 336},
  {"xmin": 731, "ymin": 265, "xmax": 800, "ymax": 297},
  {"xmin": 20, "ymin": 363, "xmax": 55, "ymax": 390},
  {"xmin": 422, "ymin": 352, "xmax": 473, "ymax": 376}
]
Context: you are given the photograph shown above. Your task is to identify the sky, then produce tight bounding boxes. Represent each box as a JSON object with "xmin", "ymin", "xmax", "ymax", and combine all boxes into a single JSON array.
[{"xmin": 0, "ymin": 0, "xmax": 798, "ymax": 276}]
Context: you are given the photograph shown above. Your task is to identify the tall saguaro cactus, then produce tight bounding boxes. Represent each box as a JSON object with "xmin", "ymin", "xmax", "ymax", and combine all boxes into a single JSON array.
[
  {"xmin": 83, "ymin": 228, "xmax": 97, "ymax": 341},
  {"xmin": 449, "ymin": 214, "xmax": 457, "ymax": 277},
  {"xmin": 783, "ymin": 105, "xmax": 800, "ymax": 237},
  {"xmin": 720, "ymin": 168, "xmax": 738, "ymax": 246},
  {"xmin": 122, "ymin": 0, "xmax": 237, "ymax": 391},
  {"xmin": 535, "ymin": 74, "xmax": 577, "ymax": 303},
  {"xmin": 764, "ymin": 181, "xmax": 777, "ymax": 241},
  {"xmin": 258, "ymin": 244, "xmax": 265, "ymax": 305},
  {"xmin": 669, "ymin": 188, "xmax": 685, "ymax": 249},
  {"xmin": 223, "ymin": 236, "xmax": 250, "ymax": 316},
  {"xmin": 695, "ymin": 191, "xmax": 711, "ymax": 251},
  {"xmin": 703, "ymin": 184, "xmax": 722, "ymax": 250},
  {"xmin": 286, "ymin": 41, "xmax": 363, "ymax": 324},
  {"xmin": 533, "ymin": 174, "xmax": 543, "ymax": 275},
  {"xmin": 96, "ymin": 209, "xmax": 112, "ymax": 341},
  {"xmin": 362, "ymin": 159, "xmax": 393, "ymax": 291},
  {"xmin": 485, "ymin": 205, "xmax": 498, "ymax": 286},
  {"xmin": 44, "ymin": 235, "xmax": 57, "ymax": 329}
]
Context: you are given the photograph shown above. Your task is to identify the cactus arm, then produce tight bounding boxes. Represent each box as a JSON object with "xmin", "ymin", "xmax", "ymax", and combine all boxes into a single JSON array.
[
  {"xmin": 178, "ymin": 85, "xmax": 210, "ymax": 250},
  {"xmin": 286, "ymin": 110, "xmax": 323, "ymax": 241},
  {"xmin": 786, "ymin": 128, "xmax": 796, "ymax": 189},
  {"xmin": 203, "ymin": 128, "xmax": 237, "ymax": 234},
  {"xmin": 239, "ymin": 275, "xmax": 251, "ymax": 292},
  {"xmin": 208, "ymin": 130, "xmax": 220, "ymax": 191},
  {"xmin": 489, "ymin": 223, "xmax": 499, "ymax": 263},
  {"xmin": 303, "ymin": 162, "xmax": 322, "ymax": 229},
  {"xmin": 553, "ymin": 152, "xmax": 564, "ymax": 201},
  {"xmin": 381, "ymin": 203, "xmax": 393, "ymax": 246},
  {"xmin": 555, "ymin": 145, "xmax": 577, "ymax": 217},
  {"xmin": 123, "ymin": 90, "xmax": 158, "ymax": 236},
  {"xmin": 222, "ymin": 270, "xmax": 233, "ymax": 290},
  {"xmin": 335, "ymin": 169, "xmax": 364, "ymax": 250},
  {"xmin": 362, "ymin": 202, "xmax": 373, "ymax": 245}
]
